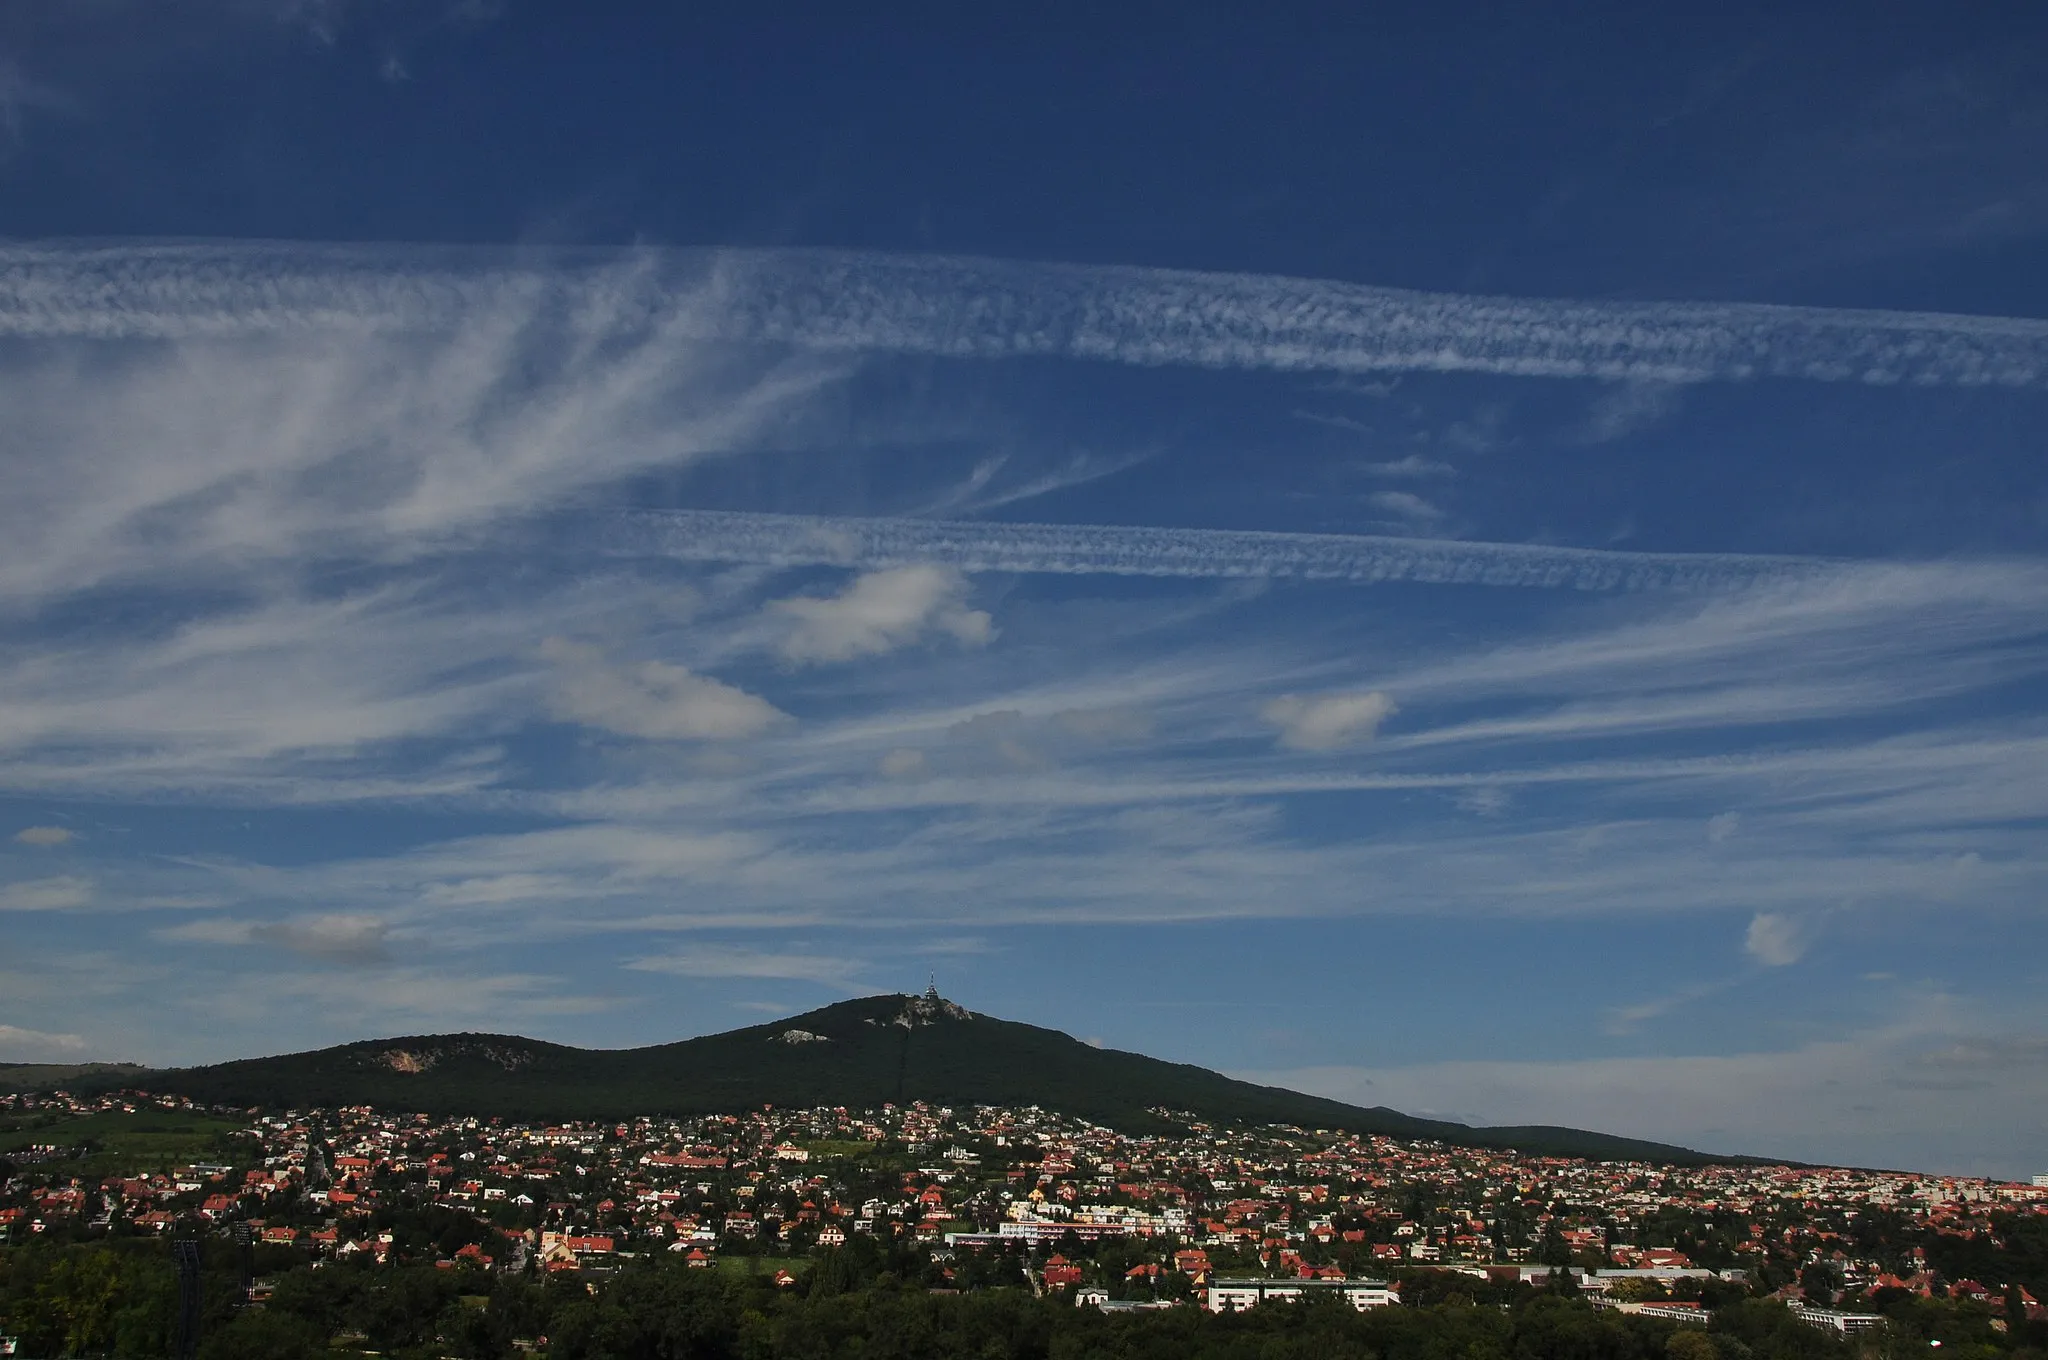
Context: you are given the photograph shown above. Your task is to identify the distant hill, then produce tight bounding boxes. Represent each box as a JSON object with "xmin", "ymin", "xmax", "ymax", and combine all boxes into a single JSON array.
[
  {"xmin": 0, "ymin": 1061, "xmax": 152, "ymax": 1093},
  {"xmin": 37, "ymin": 992, "xmax": 1740, "ymax": 1165}
]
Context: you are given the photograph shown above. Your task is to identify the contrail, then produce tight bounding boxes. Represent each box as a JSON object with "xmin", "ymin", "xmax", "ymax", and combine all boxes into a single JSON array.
[
  {"xmin": 4, "ymin": 240, "xmax": 2048, "ymax": 387},
  {"xmin": 585, "ymin": 509, "xmax": 1828, "ymax": 592}
]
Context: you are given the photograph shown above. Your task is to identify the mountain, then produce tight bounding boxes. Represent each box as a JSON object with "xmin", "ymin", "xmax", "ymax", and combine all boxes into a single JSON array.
[{"xmin": 44, "ymin": 992, "xmax": 1738, "ymax": 1164}]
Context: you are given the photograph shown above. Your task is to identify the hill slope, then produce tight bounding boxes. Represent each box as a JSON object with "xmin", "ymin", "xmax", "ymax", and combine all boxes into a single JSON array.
[
  {"xmin": 53, "ymin": 992, "xmax": 1734, "ymax": 1164},
  {"xmin": 0, "ymin": 1061, "xmax": 152, "ymax": 1094}
]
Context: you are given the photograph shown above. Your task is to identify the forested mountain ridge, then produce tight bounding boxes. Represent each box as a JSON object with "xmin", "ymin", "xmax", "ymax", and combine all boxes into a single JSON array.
[{"xmin": 45, "ymin": 992, "xmax": 1739, "ymax": 1164}]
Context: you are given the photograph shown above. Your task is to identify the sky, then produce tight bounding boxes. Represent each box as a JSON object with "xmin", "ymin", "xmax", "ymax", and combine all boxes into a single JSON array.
[{"xmin": 1, "ymin": 0, "xmax": 2046, "ymax": 1179}]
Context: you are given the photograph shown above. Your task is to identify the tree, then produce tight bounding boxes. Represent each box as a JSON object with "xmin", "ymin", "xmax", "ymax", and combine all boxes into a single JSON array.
[{"xmin": 1669, "ymin": 1328, "xmax": 1721, "ymax": 1360}]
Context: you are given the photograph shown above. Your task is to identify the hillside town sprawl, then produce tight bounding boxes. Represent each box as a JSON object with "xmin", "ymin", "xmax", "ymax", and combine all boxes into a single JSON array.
[{"xmin": 4, "ymin": 1084, "xmax": 2045, "ymax": 1327}]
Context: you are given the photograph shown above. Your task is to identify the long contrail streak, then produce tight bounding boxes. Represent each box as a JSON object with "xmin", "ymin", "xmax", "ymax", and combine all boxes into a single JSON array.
[
  {"xmin": 587, "ymin": 509, "xmax": 1826, "ymax": 592},
  {"xmin": 4, "ymin": 241, "xmax": 2047, "ymax": 386}
]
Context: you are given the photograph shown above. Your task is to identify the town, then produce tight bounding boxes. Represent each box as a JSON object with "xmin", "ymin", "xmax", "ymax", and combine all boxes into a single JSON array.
[{"xmin": 5, "ymin": 1082, "xmax": 2045, "ymax": 1339}]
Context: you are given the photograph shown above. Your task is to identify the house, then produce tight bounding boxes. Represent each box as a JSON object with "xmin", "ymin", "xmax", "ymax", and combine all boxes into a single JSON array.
[
  {"xmin": 539, "ymin": 1232, "xmax": 614, "ymax": 1256},
  {"xmin": 1044, "ymin": 1255, "xmax": 1084, "ymax": 1289}
]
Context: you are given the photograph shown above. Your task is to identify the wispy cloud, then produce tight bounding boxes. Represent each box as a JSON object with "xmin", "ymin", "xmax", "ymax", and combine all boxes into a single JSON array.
[
  {"xmin": 160, "ymin": 912, "xmax": 394, "ymax": 966},
  {"xmin": 603, "ymin": 508, "xmax": 1827, "ymax": 593},
  {"xmin": 12, "ymin": 825, "xmax": 74, "ymax": 846},
  {"xmin": 1244, "ymin": 1001, "xmax": 2048, "ymax": 1178},
  {"xmin": 543, "ymin": 638, "xmax": 788, "ymax": 741},
  {"xmin": 9, "ymin": 242, "xmax": 2048, "ymax": 387},
  {"xmin": 0, "ymin": 252, "xmax": 843, "ymax": 608},
  {"xmin": 0, "ymin": 875, "xmax": 93, "ymax": 912},
  {"xmin": 1578, "ymin": 380, "xmax": 1684, "ymax": 443},
  {"xmin": 1358, "ymin": 455, "xmax": 1456, "ymax": 479},
  {"xmin": 626, "ymin": 945, "xmax": 862, "ymax": 987}
]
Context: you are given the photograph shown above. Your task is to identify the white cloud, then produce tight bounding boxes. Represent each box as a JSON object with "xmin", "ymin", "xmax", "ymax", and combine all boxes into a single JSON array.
[
  {"xmin": 1707, "ymin": 812, "xmax": 1741, "ymax": 843},
  {"xmin": 0, "ymin": 254, "xmax": 840, "ymax": 609},
  {"xmin": 543, "ymin": 638, "xmax": 787, "ymax": 741},
  {"xmin": 626, "ymin": 945, "xmax": 859, "ymax": 986},
  {"xmin": 0, "ymin": 1023, "xmax": 89, "ymax": 1058},
  {"xmin": 1455, "ymin": 785, "xmax": 1511, "ymax": 817},
  {"xmin": 900, "ymin": 704, "xmax": 1157, "ymax": 777},
  {"xmin": 1368, "ymin": 490, "xmax": 1446, "ymax": 525},
  {"xmin": 159, "ymin": 913, "xmax": 392, "ymax": 966},
  {"xmin": 1262, "ymin": 691, "xmax": 1397, "ymax": 750},
  {"xmin": 12, "ymin": 825, "xmax": 74, "ymax": 846},
  {"xmin": 944, "ymin": 711, "xmax": 1053, "ymax": 772},
  {"xmin": 770, "ymin": 565, "xmax": 993, "ymax": 664},
  {"xmin": 1049, "ymin": 706, "xmax": 1154, "ymax": 743},
  {"xmin": 879, "ymin": 748, "xmax": 930, "ymax": 780},
  {"xmin": 1745, "ymin": 912, "xmax": 1807, "ymax": 967},
  {"xmin": 0, "ymin": 875, "xmax": 92, "ymax": 912},
  {"xmin": 1245, "ymin": 1014, "xmax": 2048, "ymax": 1178}
]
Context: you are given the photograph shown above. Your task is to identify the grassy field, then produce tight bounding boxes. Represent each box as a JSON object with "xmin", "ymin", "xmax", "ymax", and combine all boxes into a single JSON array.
[
  {"xmin": 0, "ymin": 1108, "xmax": 249, "ymax": 1175},
  {"xmin": 797, "ymin": 1139, "xmax": 877, "ymax": 1159}
]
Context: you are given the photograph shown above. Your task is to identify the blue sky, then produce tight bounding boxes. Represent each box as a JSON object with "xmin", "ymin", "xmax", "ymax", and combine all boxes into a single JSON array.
[{"xmin": 2, "ymin": 0, "xmax": 2046, "ymax": 1179}]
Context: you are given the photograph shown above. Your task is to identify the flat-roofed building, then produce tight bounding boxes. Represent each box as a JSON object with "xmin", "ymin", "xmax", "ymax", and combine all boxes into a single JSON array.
[
  {"xmin": 1792, "ymin": 1307, "xmax": 1884, "ymax": 1334},
  {"xmin": 1207, "ymin": 1277, "xmax": 1396, "ymax": 1312}
]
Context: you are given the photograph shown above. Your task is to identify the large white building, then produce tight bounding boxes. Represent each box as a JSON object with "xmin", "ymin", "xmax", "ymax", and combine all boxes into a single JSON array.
[
  {"xmin": 1792, "ymin": 1307, "xmax": 1885, "ymax": 1335},
  {"xmin": 1207, "ymin": 1277, "xmax": 1397, "ymax": 1313}
]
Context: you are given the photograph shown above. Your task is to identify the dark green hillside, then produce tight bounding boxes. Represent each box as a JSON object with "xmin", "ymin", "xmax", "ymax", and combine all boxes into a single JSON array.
[
  {"xmin": 47, "ymin": 992, "xmax": 1734, "ymax": 1164},
  {"xmin": 0, "ymin": 1061, "xmax": 151, "ymax": 1093}
]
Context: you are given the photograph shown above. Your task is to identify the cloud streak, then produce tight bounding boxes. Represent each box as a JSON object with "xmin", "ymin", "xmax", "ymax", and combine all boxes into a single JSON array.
[
  {"xmin": 7, "ymin": 241, "xmax": 2048, "ymax": 387},
  {"xmin": 596, "ymin": 508, "xmax": 1827, "ymax": 592}
]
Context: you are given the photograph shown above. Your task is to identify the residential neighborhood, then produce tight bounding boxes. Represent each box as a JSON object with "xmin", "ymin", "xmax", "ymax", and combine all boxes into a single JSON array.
[{"xmin": 5, "ymin": 1084, "xmax": 2044, "ymax": 1328}]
